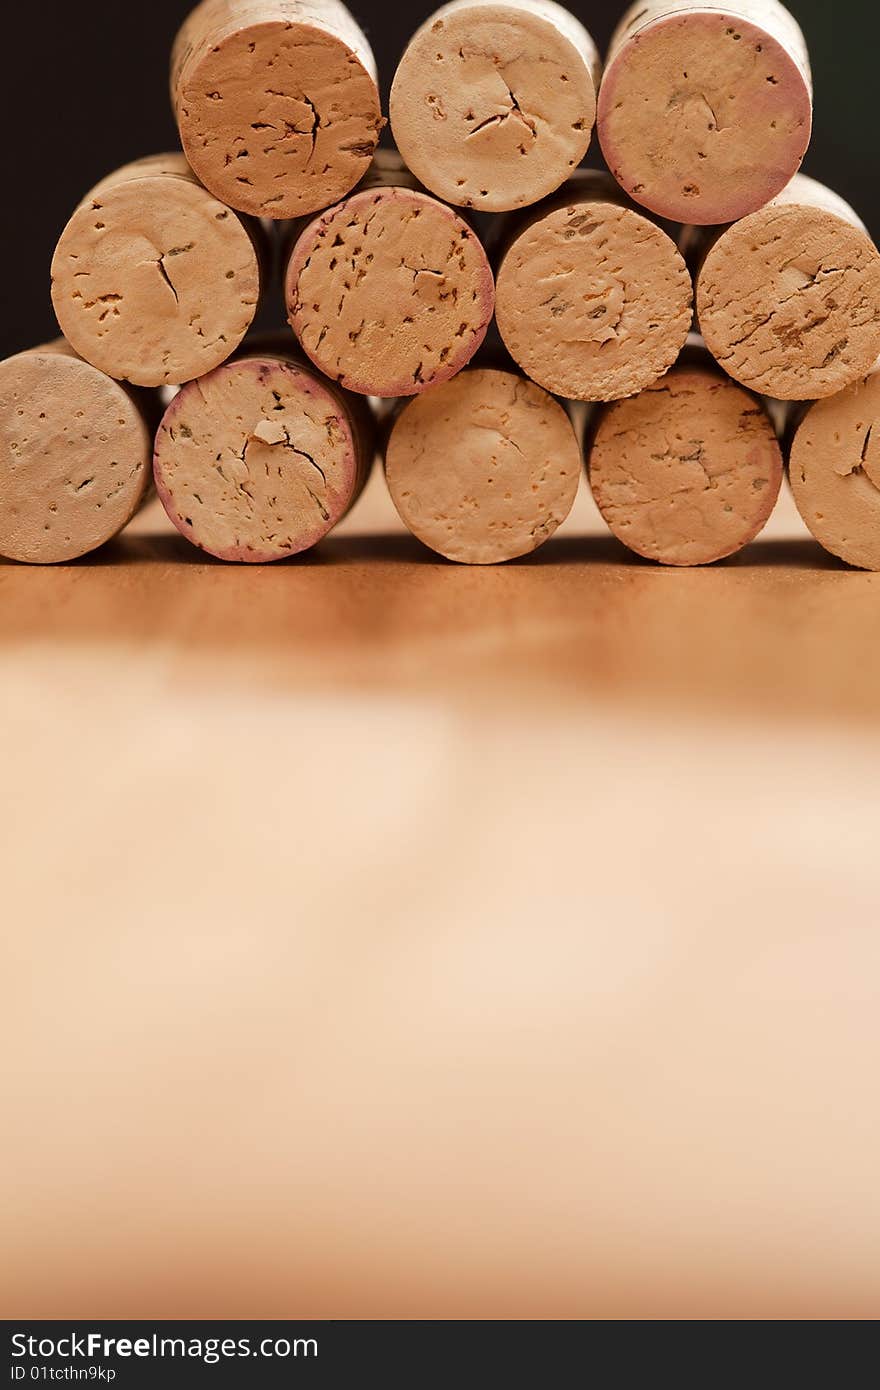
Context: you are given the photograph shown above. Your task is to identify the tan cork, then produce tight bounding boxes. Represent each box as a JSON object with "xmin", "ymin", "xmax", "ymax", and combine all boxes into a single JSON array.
[
  {"xmin": 153, "ymin": 345, "xmax": 374, "ymax": 562},
  {"xmin": 789, "ymin": 364, "xmax": 880, "ymax": 570},
  {"xmin": 494, "ymin": 170, "xmax": 693, "ymax": 402},
  {"xmin": 51, "ymin": 154, "xmax": 263, "ymax": 389},
  {"xmin": 385, "ymin": 367, "xmax": 580, "ymax": 564},
  {"xmin": 285, "ymin": 158, "xmax": 495, "ymax": 398},
  {"xmin": 0, "ymin": 341, "xmax": 153, "ymax": 564},
  {"xmin": 587, "ymin": 355, "xmax": 783, "ymax": 565},
  {"xmin": 697, "ymin": 174, "xmax": 880, "ymax": 400},
  {"xmin": 171, "ymin": 0, "xmax": 383, "ymax": 219},
  {"xmin": 390, "ymin": 0, "xmax": 600, "ymax": 214},
  {"xmin": 598, "ymin": 0, "xmax": 812, "ymax": 225}
]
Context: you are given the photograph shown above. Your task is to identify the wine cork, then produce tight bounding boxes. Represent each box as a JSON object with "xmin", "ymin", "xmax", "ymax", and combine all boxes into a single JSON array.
[
  {"xmin": 389, "ymin": 0, "xmax": 601, "ymax": 213},
  {"xmin": 789, "ymin": 365, "xmax": 880, "ymax": 570},
  {"xmin": 587, "ymin": 356, "xmax": 783, "ymax": 565},
  {"xmin": 384, "ymin": 367, "xmax": 580, "ymax": 564},
  {"xmin": 0, "ymin": 342, "xmax": 153, "ymax": 564},
  {"xmin": 696, "ymin": 175, "xmax": 880, "ymax": 401},
  {"xmin": 494, "ymin": 171, "xmax": 692, "ymax": 402},
  {"xmin": 153, "ymin": 346, "xmax": 374, "ymax": 562},
  {"xmin": 171, "ymin": 0, "xmax": 383, "ymax": 219},
  {"xmin": 598, "ymin": 0, "xmax": 812, "ymax": 225},
  {"xmin": 284, "ymin": 159, "xmax": 495, "ymax": 398},
  {"xmin": 51, "ymin": 155, "xmax": 263, "ymax": 389}
]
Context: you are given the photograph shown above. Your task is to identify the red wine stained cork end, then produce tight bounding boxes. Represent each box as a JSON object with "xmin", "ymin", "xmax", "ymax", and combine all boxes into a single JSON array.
[
  {"xmin": 589, "ymin": 368, "xmax": 783, "ymax": 565},
  {"xmin": 154, "ymin": 357, "xmax": 364, "ymax": 562},
  {"xmin": 51, "ymin": 155, "xmax": 261, "ymax": 388},
  {"xmin": 496, "ymin": 196, "xmax": 692, "ymax": 401},
  {"xmin": 698, "ymin": 192, "xmax": 880, "ymax": 400},
  {"xmin": 385, "ymin": 369, "xmax": 580, "ymax": 564},
  {"xmin": 0, "ymin": 348, "xmax": 151, "ymax": 564},
  {"xmin": 173, "ymin": 3, "xmax": 383, "ymax": 219},
  {"xmin": 790, "ymin": 369, "xmax": 880, "ymax": 570},
  {"xmin": 599, "ymin": 9, "xmax": 812, "ymax": 224},
  {"xmin": 286, "ymin": 187, "xmax": 495, "ymax": 397},
  {"xmin": 390, "ymin": 2, "xmax": 599, "ymax": 212}
]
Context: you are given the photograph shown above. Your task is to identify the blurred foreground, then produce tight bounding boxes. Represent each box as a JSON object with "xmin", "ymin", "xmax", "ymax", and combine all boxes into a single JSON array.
[{"xmin": 2, "ymin": 476, "xmax": 878, "ymax": 1319}]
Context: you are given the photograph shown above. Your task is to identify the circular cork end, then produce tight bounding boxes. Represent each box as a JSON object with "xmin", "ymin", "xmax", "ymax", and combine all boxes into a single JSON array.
[
  {"xmin": 153, "ymin": 356, "xmax": 365, "ymax": 562},
  {"xmin": 390, "ymin": 3, "xmax": 598, "ymax": 213},
  {"xmin": 51, "ymin": 162, "xmax": 261, "ymax": 388},
  {"xmin": 598, "ymin": 11, "xmax": 812, "ymax": 225},
  {"xmin": 286, "ymin": 187, "xmax": 495, "ymax": 398},
  {"xmin": 698, "ymin": 202, "xmax": 880, "ymax": 401},
  {"xmin": 495, "ymin": 197, "xmax": 692, "ymax": 401},
  {"xmin": 175, "ymin": 18, "xmax": 382, "ymax": 219},
  {"xmin": 789, "ymin": 370, "xmax": 880, "ymax": 570},
  {"xmin": 0, "ymin": 350, "xmax": 151, "ymax": 564},
  {"xmin": 589, "ymin": 367, "xmax": 783, "ymax": 565},
  {"xmin": 385, "ymin": 368, "xmax": 580, "ymax": 563}
]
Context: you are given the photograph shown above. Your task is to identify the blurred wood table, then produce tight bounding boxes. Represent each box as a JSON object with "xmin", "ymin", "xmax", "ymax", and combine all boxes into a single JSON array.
[{"xmin": 2, "ymin": 474, "xmax": 879, "ymax": 1319}]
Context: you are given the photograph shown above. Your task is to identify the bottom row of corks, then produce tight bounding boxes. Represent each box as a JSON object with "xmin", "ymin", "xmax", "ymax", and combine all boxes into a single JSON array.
[{"xmin": 1, "ymin": 333, "xmax": 877, "ymax": 571}]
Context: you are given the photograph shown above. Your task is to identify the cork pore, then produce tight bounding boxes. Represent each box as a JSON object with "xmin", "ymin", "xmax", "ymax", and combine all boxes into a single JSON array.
[
  {"xmin": 385, "ymin": 368, "xmax": 580, "ymax": 564},
  {"xmin": 789, "ymin": 371, "xmax": 880, "ymax": 570},
  {"xmin": 153, "ymin": 357, "xmax": 361, "ymax": 562},
  {"xmin": 287, "ymin": 187, "xmax": 494, "ymax": 397},
  {"xmin": 175, "ymin": 19, "xmax": 382, "ymax": 218},
  {"xmin": 390, "ymin": 4, "xmax": 596, "ymax": 213},
  {"xmin": 598, "ymin": 11, "xmax": 811, "ymax": 225},
  {"xmin": 0, "ymin": 351, "xmax": 151, "ymax": 564},
  {"xmin": 495, "ymin": 197, "xmax": 692, "ymax": 402},
  {"xmin": 698, "ymin": 202, "xmax": 880, "ymax": 400},
  {"xmin": 589, "ymin": 368, "xmax": 783, "ymax": 565},
  {"xmin": 51, "ymin": 166, "xmax": 260, "ymax": 388}
]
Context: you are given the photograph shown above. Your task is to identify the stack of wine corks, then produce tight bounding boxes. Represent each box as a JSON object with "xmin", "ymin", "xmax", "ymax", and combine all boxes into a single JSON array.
[{"xmin": 3, "ymin": 0, "xmax": 880, "ymax": 568}]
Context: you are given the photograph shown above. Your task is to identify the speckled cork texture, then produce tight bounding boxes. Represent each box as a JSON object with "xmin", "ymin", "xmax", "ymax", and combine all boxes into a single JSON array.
[
  {"xmin": 390, "ymin": 0, "xmax": 600, "ymax": 213},
  {"xmin": 0, "ymin": 342, "xmax": 153, "ymax": 564},
  {"xmin": 598, "ymin": 0, "xmax": 812, "ymax": 225},
  {"xmin": 789, "ymin": 365, "xmax": 880, "ymax": 570},
  {"xmin": 51, "ymin": 155, "xmax": 263, "ymax": 389},
  {"xmin": 153, "ymin": 348, "xmax": 374, "ymax": 562},
  {"xmin": 697, "ymin": 175, "xmax": 880, "ymax": 400},
  {"xmin": 588, "ymin": 359, "xmax": 783, "ymax": 565},
  {"xmin": 285, "ymin": 170, "xmax": 495, "ymax": 398},
  {"xmin": 171, "ymin": 0, "xmax": 383, "ymax": 219},
  {"xmin": 495, "ymin": 171, "xmax": 692, "ymax": 402},
  {"xmin": 385, "ymin": 367, "xmax": 580, "ymax": 563}
]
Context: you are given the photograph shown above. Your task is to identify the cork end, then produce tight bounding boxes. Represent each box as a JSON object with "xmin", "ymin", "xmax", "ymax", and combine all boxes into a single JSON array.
[
  {"xmin": 0, "ymin": 352, "xmax": 151, "ymax": 564},
  {"xmin": 153, "ymin": 356, "xmax": 363, "ymax": 562},
  {"xmin": 789, "ymin": 370, "xmax": 880, "ymax": 570},
  {"xmin": 589, "ymin": 367, "xmax": 784, "ymax": 566},
  {"xmin": 386, "ymin": 369, "xmax": 580, "ymax": 564},
  {"xmin": 598, "ymin": 11, "xmax": 812, "ymax": 225},
  {"xmin": 286, "ymin": 187, "xmax": 495, "ymax": 398},
  {"xmin": 176, "ymin": 19, "xmax": 383, "ymax": 220}
]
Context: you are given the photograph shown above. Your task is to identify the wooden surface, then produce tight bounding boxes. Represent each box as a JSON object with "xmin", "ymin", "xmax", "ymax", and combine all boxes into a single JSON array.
[{"xmin": 2, "ymin": 470, "xmax": 879, "ymax": 1319}]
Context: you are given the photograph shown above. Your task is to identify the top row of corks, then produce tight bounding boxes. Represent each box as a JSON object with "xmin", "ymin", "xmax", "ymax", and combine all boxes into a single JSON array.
[{"xmin": 172, "ymin": 0, "xmax": 812, "ymax": 226}]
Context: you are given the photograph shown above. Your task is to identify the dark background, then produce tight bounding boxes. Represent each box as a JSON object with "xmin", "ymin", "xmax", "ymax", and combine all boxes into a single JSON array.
[{"xmin": 3, "ymin": 0, "xmax": 877, "ymax": 360}]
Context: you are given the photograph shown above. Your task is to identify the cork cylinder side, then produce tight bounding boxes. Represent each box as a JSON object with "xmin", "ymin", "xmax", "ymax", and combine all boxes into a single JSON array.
[
  {"xmin": 390, "ymin": 0, "xmax": 601, "ymax": 214},
  {"xmin": 384, "ymin": 367, "xmax": 580, "ymax": 563},
  {"xmin": 494, "ymin": 171, "xmax": 693, "ymax": 402},
  {"xmin": 171, "ymin": 0, "xmax": 383, "ymax": 219},
  {"xmin": 153, "ymin": 346, "xmax": 375, "ymax": 562},
  {"xmin": 696, "ymin": 175, "xmax": 880, "ymax": 400},
  {"xmin": 789, "ymin": 365, "xmax": 880, "ymax": 570},
  {"xmin": 586, "ymin": 356, "xmax": 783, "ymax": 565},
  {"xmin": 0, "ymin": 342, "xmax": 154, "ymax": 564},
  {"xmin": 285, "ymin": 173, "xmax": 495, "ymax": 397},
  {"xmin": 51, "ymin": 155, "xmax": 264, "ymax": 389},
  {"xmin": 598, "ymin": 0, "xmax": 812, "ymax": 225}
]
